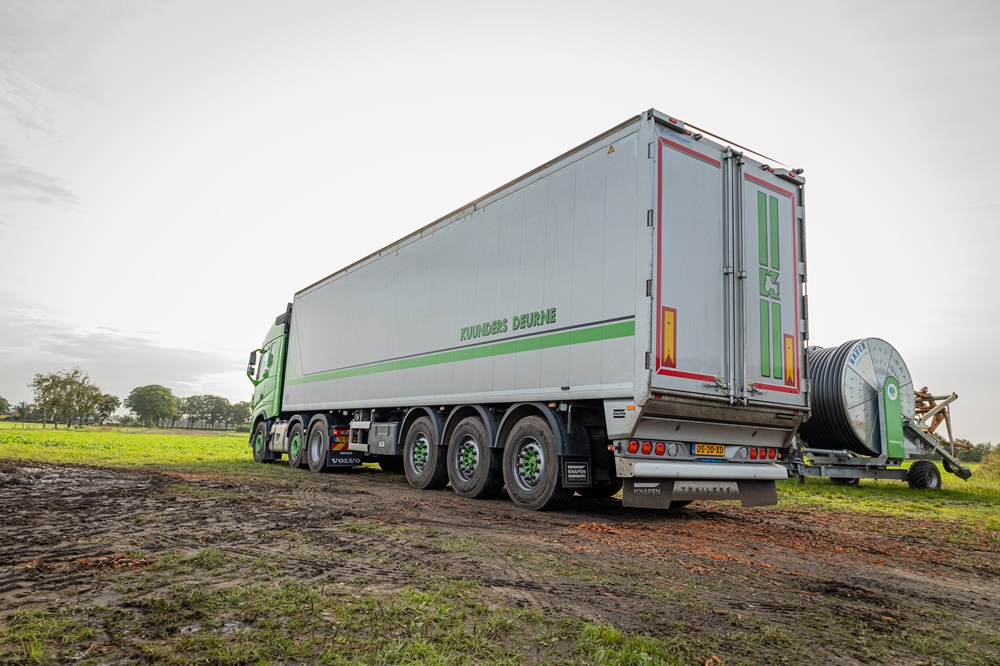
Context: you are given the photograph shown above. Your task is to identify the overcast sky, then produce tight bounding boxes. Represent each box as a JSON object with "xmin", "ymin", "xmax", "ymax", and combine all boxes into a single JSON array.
[{"xmin": 1, "ymin": 0, "xmax": 997, "ymax": 442}]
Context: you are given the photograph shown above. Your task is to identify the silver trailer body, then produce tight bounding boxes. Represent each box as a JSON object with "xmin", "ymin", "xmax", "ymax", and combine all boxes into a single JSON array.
[{"xmin": 280, "ymin": 109, "xmax": 808, "ymax": 507}]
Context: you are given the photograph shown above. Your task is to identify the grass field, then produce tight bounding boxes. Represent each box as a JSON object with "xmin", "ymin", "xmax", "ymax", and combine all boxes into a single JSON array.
[{"xmin": 0, "ymin": 425, "xmax": 261, "ymax": 475}]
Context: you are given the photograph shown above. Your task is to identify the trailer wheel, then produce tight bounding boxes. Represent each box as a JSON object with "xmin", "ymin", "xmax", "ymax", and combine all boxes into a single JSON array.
[
  {"xmin": 830, "ymin": 477, "xmax": 860, "ymax": 486},
  {"xmin": 307, "ymin": 421, "xmax": 330, "ymax": 473},
  {"xmin": 575, "ymin": 477, "xmax": 623, "ymax": 498},
  {"xmin": 669, "ymin": 500, "xmax": 693, "ymax": 509},
  {"xmin": 907, "ymin": 460, "xmax": 942, "ymax": 489},
  {"xmin": 252, "ymin": 422, "xmax": 272, "ymax": 463},
  {"xmin": 447, "ymin": 417, "xmax": 504, "ymax": 499},
  {"xmin": 502, "ymin": 416, "xmax": 571, "ymax": 511},
  {"xmin": 403, "ymin": 417, "xmax": 448, "ymax": 490},
  {"xmin": 287, "ymin": 423, "xmax": 307, "ymax": 469}
]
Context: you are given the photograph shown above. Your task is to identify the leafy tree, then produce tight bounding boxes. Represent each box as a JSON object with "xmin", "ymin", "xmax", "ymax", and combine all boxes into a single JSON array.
[
  {"xmin": 180, "ymin": 395, "xmax": 207, "ymax": 428},
  {"xmin": 125, "ymin": 385, "xmax": 179, "ymax": 428},
  {"xmin": 958, "ymin": 442, "xmax": 994, "ymax": 463},
  {"xmin": 229, "ymin": 401, "xmax": 251, "ymax": 429},
  {"xmin": 29, "ymin": 367, "xmax": 107, "ymax": 427},
  {"xmin": 64, "ymin": 370, "xmax": 103, "ymax": 427},
  {"xmin": 204, "ymin": 395, "xmax": 231, "ymax": 429},
  {"xmin": 96, "ymin": 394, "xmax": 121, "ymax": 425},
  {"xmin": 0, "ymin": 396, "xmax": 9, "ymax": 416},
  {"xmin": 15, "ymin": 402, "xmax": 31, "ymax": 423},
  {"xmin": 30, "ymin": 370, "xmax": 73, "ymax": 428}
]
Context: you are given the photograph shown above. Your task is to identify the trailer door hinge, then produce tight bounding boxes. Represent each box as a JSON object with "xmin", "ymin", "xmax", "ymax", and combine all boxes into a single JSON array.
[
  {"xmin": 646, "ymin": 279, "xmax": 652, "ymax": 297},
  {"xmin": 645, "ymin": 352, "xmax": 651, "ymax": 370},
  {"xmin": 647, "ymin": 210, "xmax": 654, "ymax": 226}
]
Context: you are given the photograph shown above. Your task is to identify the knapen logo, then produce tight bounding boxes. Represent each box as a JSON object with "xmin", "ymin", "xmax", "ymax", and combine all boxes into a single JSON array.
[
  {"xmin": 886, "ymin": 383, "xmax": 898, "ymax": 401},
  {"xmin": 757, "ymin": 192, "xmax": 794, "ymax": 386}
]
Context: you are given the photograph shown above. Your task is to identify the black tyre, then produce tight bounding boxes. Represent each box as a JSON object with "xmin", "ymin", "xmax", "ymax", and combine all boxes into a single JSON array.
[
  {"xmin": 830, "ymin": 477, "xmax": 860, "ymax": 486},
  {"xmin": 502, "ymin": 416, "xmax": 572, "ymax": 511},
  {"xmin": 307, "ymin": 421, "xmax": 330, "ymax": 473},
  {"xmin": 575, "ymin": 476, "xmax": 623, "ymax": 498},
  {"xmin": 669, "ymin": 500, "xmax": 693, "ymax": 509},
  {"xmin": 447, "ymin": 417, "xmax": 504, "ymax": 499},
  {"xmin": 287, "ymin": 422, "xmax": 307, "ymax": 469},
  {"xmin": 252, "ymin": 422, "xmax": 272, "ymax": 463},
  {"xmin": 378, "ymin": 457, "xmax": 405, "ymax": 474},
  {"xmin": 403, "ymin": 417, "xmax": 448, "ymax": 490},
  {"xmin": 907, "ymin": 460, "xmax": 942, "ymax": 489}
]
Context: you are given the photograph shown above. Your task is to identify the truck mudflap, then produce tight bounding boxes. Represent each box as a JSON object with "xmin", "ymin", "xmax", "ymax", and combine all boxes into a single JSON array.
[{"xmin": 618, "ymin": 461, "xmax": 786, "ymax": 508}]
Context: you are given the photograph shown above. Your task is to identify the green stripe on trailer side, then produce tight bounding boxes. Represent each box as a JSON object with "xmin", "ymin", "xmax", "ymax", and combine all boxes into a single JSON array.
[{"xmin": 286, "ymin": 320, "xmax": 636, "ymax": 386}]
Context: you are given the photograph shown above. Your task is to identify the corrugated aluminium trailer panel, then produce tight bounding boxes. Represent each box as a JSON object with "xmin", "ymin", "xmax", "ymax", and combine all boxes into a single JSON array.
[
  {"xmin": 283, "ymin": 122, "xmax": 648, "ymax": 411},
  {"xmin": 279, "ymin": 110, "xmax": 808, "ymax": 421}
]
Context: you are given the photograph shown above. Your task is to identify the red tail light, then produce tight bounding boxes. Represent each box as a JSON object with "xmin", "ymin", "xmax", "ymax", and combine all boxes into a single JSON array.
[
  {"xmin": 750, "ymin": 447, "xmax": 759, "ymax": 460},
  {"xmin": 641, "ymin": 441, "xmax": 652, "ymax": 455},
  {"xmin": 768, "ymin": 448, "xmax": 776, "ymax": 460},
  {"xmin": 628, "ymin": 440, "xmax": 639, "ymax": 454},
  {"xmin": 654, "ymin": 442, "xmax": 666, "ymax": 456}
]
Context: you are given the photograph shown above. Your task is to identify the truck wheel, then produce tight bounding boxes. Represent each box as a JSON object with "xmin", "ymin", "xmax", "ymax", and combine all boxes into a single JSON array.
[
  {"xmin": 307, "ymin": 421, "xmax": 330, "ymax": 473},
  {"xmin": 287, "ymin": 423, "xmax": 307, "ymax": 469},
  {"xmin": 447, "ymin": 417, "xmax": 504, "ymax": 499},
  {"xmin": 502, "ymin": 416, "xmax": 571, "ymax": 511},
  {"xmin": 403, "ymin": 417, "xmax": 448, "ymax": 490},
  {"xmin": 830, "ymin": 477, "xmax": 860, "ymax": 486},
  {"xmin": 907, "ymin": 460, "xmax": 942, "ymax": 489},
  {"xmin": 252, "ymin": 422, "xmax": 272, "ymax": 463}
]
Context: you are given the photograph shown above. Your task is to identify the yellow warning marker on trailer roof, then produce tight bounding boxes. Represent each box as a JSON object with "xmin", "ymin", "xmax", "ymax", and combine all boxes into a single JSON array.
[{"xmin": 608, "ymin": 144, "xmax": 615, "ymax": 154}]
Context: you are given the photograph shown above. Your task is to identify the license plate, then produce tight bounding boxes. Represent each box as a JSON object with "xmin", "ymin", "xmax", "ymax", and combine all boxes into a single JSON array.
[{"xmin": 693, "ymin": 443, "xmax": 726, "ymax": 456}]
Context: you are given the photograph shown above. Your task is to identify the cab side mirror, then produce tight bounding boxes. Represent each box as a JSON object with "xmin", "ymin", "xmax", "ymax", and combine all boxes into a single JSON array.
[{"xmin": 247, "ymin": 350, "xmax": 262, "ymax": 385}]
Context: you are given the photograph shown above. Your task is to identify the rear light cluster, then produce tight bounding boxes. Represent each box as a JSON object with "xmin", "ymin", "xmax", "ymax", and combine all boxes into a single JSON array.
[
  {"xmin": 332, "ymin": 428, "xmax": 349, "ymax": 444},
  {"xmin": 627, "ymin": 440, "xmax": 679, "ymax": 457},
  {"xmin": 749, "ymin": 447, "xmax": 777, "ymax": 460}
]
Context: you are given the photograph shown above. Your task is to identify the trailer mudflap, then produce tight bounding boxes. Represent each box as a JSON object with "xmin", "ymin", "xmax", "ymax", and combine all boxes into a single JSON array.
[
  {"xmin": 622, "ymin": 479, "xmax": 777, "ymax": 508},
  {"xmin": 561, "ymin": 458, "xmax": 591, "ymax": 488}
]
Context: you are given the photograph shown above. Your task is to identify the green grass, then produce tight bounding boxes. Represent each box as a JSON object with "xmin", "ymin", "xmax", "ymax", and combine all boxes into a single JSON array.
[
  {"xmin": 776, "ymin": 460, "xmax": 1000, "ymax": 532},
  {"xmin": 0, "ymin": 573, "xmax": 719, "ymax": 666},
  {"xmin": 0, "ymin": 426, "xmax": 263, "ymax": 475}
]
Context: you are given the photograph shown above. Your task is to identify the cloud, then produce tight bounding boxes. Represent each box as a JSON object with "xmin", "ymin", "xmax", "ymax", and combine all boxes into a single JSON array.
[
  {"xmin": 0, "ymin": 307, "xmax": 245, "ymax": 403},
  {"xmin": 0, "ymin": 149, "xmax": 78, "ymax": 208},
  {"xmin": 0, "ymin": 1, "xmax": 155, "ymax": 217}
]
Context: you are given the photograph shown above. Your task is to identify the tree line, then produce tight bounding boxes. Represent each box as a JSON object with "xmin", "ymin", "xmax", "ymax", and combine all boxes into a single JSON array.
[{"xmin": 0, "ymin": 367, "xmax": 249, "ymax": 430}]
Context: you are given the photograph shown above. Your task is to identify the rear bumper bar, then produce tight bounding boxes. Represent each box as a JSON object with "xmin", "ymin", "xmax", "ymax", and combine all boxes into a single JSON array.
[{"xmin": 616, "ymin": 459, "xmax": 788, "ymax": 481}]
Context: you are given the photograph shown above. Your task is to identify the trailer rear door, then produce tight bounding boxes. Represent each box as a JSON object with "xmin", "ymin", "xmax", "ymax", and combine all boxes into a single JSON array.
[
  {"xmin": 651, "ymin": 132, "xmax": 733, "ymax": 401},
  {"xmin": 736, "ymin": 160, "xmax": 807, "ymax": 409},
  {"xmin": 650, "ymin": 123, "xmax": 807, "ymax": 411}
]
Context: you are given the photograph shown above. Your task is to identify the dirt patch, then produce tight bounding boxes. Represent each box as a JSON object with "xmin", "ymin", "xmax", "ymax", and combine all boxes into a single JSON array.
[{"xmin": 1, "ymin": 461, "xmax": 997, "ymax": 664}]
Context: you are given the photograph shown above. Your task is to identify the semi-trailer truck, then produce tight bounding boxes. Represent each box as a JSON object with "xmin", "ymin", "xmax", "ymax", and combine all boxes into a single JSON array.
[{"xmin": 246, "ymin": 108, "xmax": 808, "ymax": 511}]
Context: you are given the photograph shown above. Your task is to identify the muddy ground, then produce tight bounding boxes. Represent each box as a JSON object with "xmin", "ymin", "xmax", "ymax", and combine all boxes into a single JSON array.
[{"xmin": 1, "ymin": 461, "xmax": 997, "ymax": 665}]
